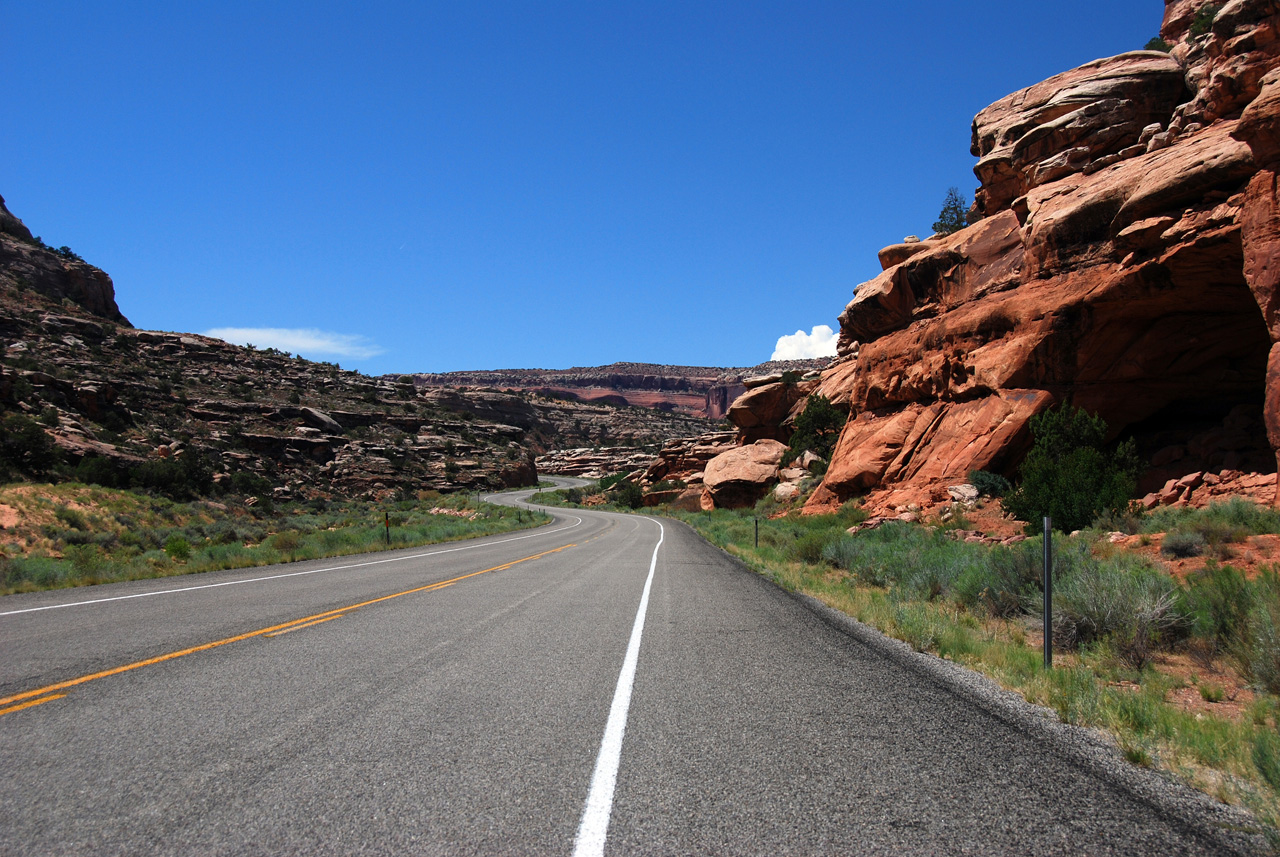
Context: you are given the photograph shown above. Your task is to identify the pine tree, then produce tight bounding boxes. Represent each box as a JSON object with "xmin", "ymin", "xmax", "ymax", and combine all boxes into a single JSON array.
[{"xmin": 932, "ymin": 187, "xmax": 969, "ymax": 236}]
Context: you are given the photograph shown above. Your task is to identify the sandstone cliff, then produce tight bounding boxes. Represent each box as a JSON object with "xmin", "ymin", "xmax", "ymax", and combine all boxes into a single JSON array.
[
  {"xmin": 0, "ymin": 196, "xmax": 128, "ymax": 325},
  {"xmin": 718, "ymin": 0, "xmax": 1280, "ymax": 514},
  {"xmin": 408, "ymin": 360, "xmax": 827, "ymax": 420}
]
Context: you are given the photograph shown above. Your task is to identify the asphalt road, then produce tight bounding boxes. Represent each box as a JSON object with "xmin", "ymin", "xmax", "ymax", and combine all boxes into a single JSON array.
[{"xmin": 0, "ymin": 482, "xmax": 1266, "ymax": 855}]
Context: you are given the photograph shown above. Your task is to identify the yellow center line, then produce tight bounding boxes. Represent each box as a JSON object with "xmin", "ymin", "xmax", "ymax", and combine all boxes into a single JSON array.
[
  {"xmin": 263, "ymin": 613, "xmax": 347, "ymax": 637},
  {"xmin": 0, "ymin": 694, "xmax": 66, "ymax": 716},
  {"xmin": 0, "ymin": 542, "xmax": 576, "ymax": 711}
]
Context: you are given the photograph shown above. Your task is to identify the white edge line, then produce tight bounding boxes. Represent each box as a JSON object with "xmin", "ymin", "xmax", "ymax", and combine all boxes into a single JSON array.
[
  {"xmin": 572, "ymin": 517, "xmax": 664, "ymax": 857},
  {"xmin": 0, "ymin": 513, "xmax": 583, "ymax": 617}
]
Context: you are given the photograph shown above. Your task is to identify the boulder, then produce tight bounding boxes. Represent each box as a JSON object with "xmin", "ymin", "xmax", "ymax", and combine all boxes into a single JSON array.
[
  {"xmin": 702, "ymin": 440, "xmax": 787, "ymax": 509},
  {"xmin": 726, "ymin": 379, "xmax": 815, "ymax": 443},
  {"xmin": 300, "ymin": 407, "xmax": 344, "ymax": 433}
]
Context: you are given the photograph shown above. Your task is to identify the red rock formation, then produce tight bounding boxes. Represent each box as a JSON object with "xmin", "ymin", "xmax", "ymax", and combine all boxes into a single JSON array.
[
  {"xmin": 801, "ymin": 0, "xmax": 1280, "ymax": 513},
  {"xmin": 702, "ymin": 440, "xmax": 787, "ymax": 509},
  {"xmin": 0, "ymin": 195, "xmax": 129, "ymax": 324},
  {"xmin": 407, "ymin": 360, "xmax": 824, "ymax": 420}
]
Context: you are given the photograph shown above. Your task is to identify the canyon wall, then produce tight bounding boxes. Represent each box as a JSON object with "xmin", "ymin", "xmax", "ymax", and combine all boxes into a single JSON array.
[{"xmin": 728, "ymin": 0, "xmax": 1280, "ymax": 513}]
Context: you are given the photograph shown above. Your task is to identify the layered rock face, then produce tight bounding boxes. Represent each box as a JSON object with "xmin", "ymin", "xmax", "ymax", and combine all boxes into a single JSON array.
[
  {"xmin": 0, "ymin": 196, "xmax": 128, "ymax": 324},
  {"xmin": 800, "ymin": 0, "xmax": 1280, "ymax": 511},
  {"xmin": 409, "ymin": 359, "xmax": 826, "ymax": 420}
]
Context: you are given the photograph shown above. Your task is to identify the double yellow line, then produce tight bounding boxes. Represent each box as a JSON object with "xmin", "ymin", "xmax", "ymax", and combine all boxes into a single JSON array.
[{"xmin": 0, "ymin": 543, "xmax": 575, "ymax": 717}]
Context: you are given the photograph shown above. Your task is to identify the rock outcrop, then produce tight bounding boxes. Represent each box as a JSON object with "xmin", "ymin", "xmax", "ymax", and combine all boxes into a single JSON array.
[
  {"xmin": 407, "ymin": 360, "xmax": 827, "ymax": 420},
  {"xmin": 798, "ymin": 0, "xmax": 1280, "ymax": 513},
  {"xmin": 0, "ymin": 196, "xmax": 128, "ymax": 324},
  {"xmin": 702, "ymin": 439, "xmax": 788, "ymax": 509}
]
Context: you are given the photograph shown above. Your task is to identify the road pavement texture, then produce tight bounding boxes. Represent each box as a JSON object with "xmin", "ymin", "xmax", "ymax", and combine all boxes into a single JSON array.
[{"xmin": 0, "ymin": 481, "xmax": 1267, "ymax": 854}]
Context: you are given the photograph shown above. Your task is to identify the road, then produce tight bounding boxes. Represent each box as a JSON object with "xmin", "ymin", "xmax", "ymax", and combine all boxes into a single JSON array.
[{"xmin": 0, "ymin": 482, "xmax": 1264, "ymax": 855}]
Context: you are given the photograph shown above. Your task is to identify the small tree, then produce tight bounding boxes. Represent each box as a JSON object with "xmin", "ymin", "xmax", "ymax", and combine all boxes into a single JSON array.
[
  {"xmin": 788, "ymin": 394, "xmax": 845, "ymax": 460},
  {"xmin": 1003, "ymin": 405, "xmax": 1142, "ymax": 533},
  {"xmin": 612, "ymin": 480, "xmax": 643, "ymax": 509},
  {"xmin": 0, "ymin": 412, "xmax": 60, "ymax": 477},
  {"xmin": 932, "ymin": 187, "xmax": 969, "ymax": 236}
]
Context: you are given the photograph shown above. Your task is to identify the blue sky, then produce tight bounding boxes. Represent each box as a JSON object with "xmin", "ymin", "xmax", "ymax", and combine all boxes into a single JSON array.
[{"xmin": 5, "ymin": 1, "xmax": 1163, "ymax": 374}]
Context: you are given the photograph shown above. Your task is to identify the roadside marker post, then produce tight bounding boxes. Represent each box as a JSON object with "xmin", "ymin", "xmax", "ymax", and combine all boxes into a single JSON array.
[
  {"xmin": 385, "ymin": 510, "xmax": 391, "ymax": 546},
  {"xmin": 1043, "ymin": 516, "xmax": 1053, "ymax": 670},
  {"xmin": 755, "ymin": 518, "xmax": 759, "ymax": 549}
]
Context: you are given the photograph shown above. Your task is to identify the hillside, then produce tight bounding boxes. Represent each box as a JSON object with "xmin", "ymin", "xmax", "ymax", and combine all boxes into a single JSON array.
[
  {"xmin": 0, "ymin": 197, "xmax": 721, "ymax": 500},
  {"xmin": 408, "ymin": 359, "xmax": 828, "ymax": 420}
]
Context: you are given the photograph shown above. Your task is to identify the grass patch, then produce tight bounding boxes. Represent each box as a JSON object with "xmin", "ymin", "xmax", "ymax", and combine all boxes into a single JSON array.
[{"xmin": 0, "ymin": 482, "xmax": 550, "ymax": 594}]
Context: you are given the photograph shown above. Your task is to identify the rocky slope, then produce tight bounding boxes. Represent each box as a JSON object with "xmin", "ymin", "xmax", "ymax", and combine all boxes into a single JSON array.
[
  {"xmin": 0, "ymin": 197, "xmax": 728, "ymax": 499},
  {"xmin": 674, "ymin": 0, "xmax": 1280, "ymax": 514},
  {"xmin": 409, "ymin": 359, "xmax": 827, "ymax": 420}
]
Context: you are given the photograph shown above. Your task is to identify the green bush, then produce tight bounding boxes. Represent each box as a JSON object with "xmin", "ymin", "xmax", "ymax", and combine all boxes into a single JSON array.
[
  {"xmin": 1254, "ymin": 727, "xmax": 1280, "ymax": 790},
  {"xmin": 1161, "ymin": 530, "xmax": 1205, "ymax": 558},
  {"xmin": 1189, "ymin": 3, "xmax": 1220, "ymax": 38},
  {"xmin": 1144, "ymin": 36, "xmax": 1171, "ymax": 52},
  {"xmin": 0, "ymin": 412, "xmax": 60, "ymax": 476},
  {"xmin": 164, "ymin": 535, "xmax": 191, "ymax": 561},
  {"xmin": 967, "ymin": 470, "xmax": 1010, "ymax": 498},
  {"xmin": 74, "ymin": 455, "xmax": 126, "ymax": 488},
  {"xmin": 1181, "ymin": 563, "xmax": 1254, "ymax": 654},
  {"xmin": 612, "ymin": 480, "xmax": 643, "ymax": 510},
  {"xmin": 954, "ymin": 539, "xmax": 1042, "ymax": 617},
  {"xmin": 1052, "ymin": 553, "xmax": 1186, "ymax": 669},
  {"xmin": 793, "ymin": 530, "xmax": 835, "ymax": 564},
  {"xmin": 788, "ymin": 394, "xmax": 845, "ymax": 460},
  {"xmin": 65, "ymin": 544, "xmax": 106, "ymax": 575},
  {"xmin": 1002, "ymin": 405, "xmax": 1141, "ymax": 534},
  {"xmin": 229, "ymin": 471, "xmax": 272, "ymax": 496},
  {"xmin": 132, "ymin": 451, "xmax": 217, "ymax": 500},
  {"xmin": 1242, "ymin": 571, "xmax": 1280, "ymax": 694}
]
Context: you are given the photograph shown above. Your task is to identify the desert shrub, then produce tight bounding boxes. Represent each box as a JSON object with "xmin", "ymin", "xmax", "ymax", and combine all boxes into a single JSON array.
[
  {"xmin": 132, "ymin": 451, "xmax": 217, "ymax": 500},
  {"xmin": 823, "ymin": 521, "xmax": 922, "ymax": 587},
  {"xmin": 1197, "ymin": 497, "xmax": 1280, "ymax": 537},
  {"xmin": 611, "ymin": 480, "xmax": 643, "ymax": 509},
  {"xmin": 823, "ymin": 523, "xmax": 981, "ymax": 599},
  {"xmin": 65, "ymin": 544, "xmax": 106, "ymax": 576},
  {"xmin": 967, "ymin": 470, "xmax": 1010, "ymax": 498},
  {"xmin": 0, "ymin": 412, "xmax": 60, "ymax": 476},
  {"xmin": 1003, "ymin": 405, "xmax": 1141, "ymax": 534},
  {"xmin": 1052, "ymin": 554, "xmax": 1186, "ymax": 669},
  {"xmin": 74, "ymin": 455, "xmax": 126, "ymax": 488},
  {"xmin": 1242, "ymin": 571, "xmax": 1280, "ymax": 695},
  {"xmin": 54, "ymin": 506, "xmax": 88, "ymax": 530},
  {"xmin": 1189, "ymin": 3, "xmax": 1221, "ymax": 38},
  {"xmin": 597, "ymin": 473, "xmax": 628, "ymax": 492},
  {"xmin": 1254, "ymin": 727, "xmax": 1280, "ymax": 790},
  {"xmin": 1161, "ymin": 530, "xmax": 1205, "ymax": 558},
  {"xmin": 793, "ymin": 530, "xmax": 835, "ymax": 564},
  {"xmin": 1144, "ymin": 36, "xmax": 1171, "ymax": 52},
  {"xmin": 164, "ymin": 535, "xmax": 191, "ymax": 561},
  {"xmin": 229, "ymin": 471, "xmax": 272, "ymax": 496},
  {"xmin": 954, "ymin": 540, "xmax": 1040, "ymax": 617},
  {"xmin": 788, "ymin": 394, "xmax": 845, "ymax": 460}
]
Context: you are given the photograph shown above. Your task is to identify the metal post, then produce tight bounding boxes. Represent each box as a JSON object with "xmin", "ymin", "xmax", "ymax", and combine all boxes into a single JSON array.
[
  {"xmin": 1043, "ymin": 515, "xmax": 1052, "ymax": 670},
  {"xmin": 754, "ymin": 518, "xmax": 759, "ymax": 549},
  {"xmin": 385, "ymin": 510, "xmax": 391, "ymax": 546}
]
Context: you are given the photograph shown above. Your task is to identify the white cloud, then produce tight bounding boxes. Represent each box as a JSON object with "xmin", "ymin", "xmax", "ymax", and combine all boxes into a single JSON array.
[
  {"xmin": 203, "ymin": 327, "xmax": 385, "ymax": 360},
  {"xmin": 771, "ymin": 324, "xmax": 838, "ymax": 361}
]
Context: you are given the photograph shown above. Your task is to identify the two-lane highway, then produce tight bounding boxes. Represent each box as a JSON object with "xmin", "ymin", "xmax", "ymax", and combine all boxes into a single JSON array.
[{"xmin": 0, "ymin": 485, "xmax": 1265, "ymax": 854}]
